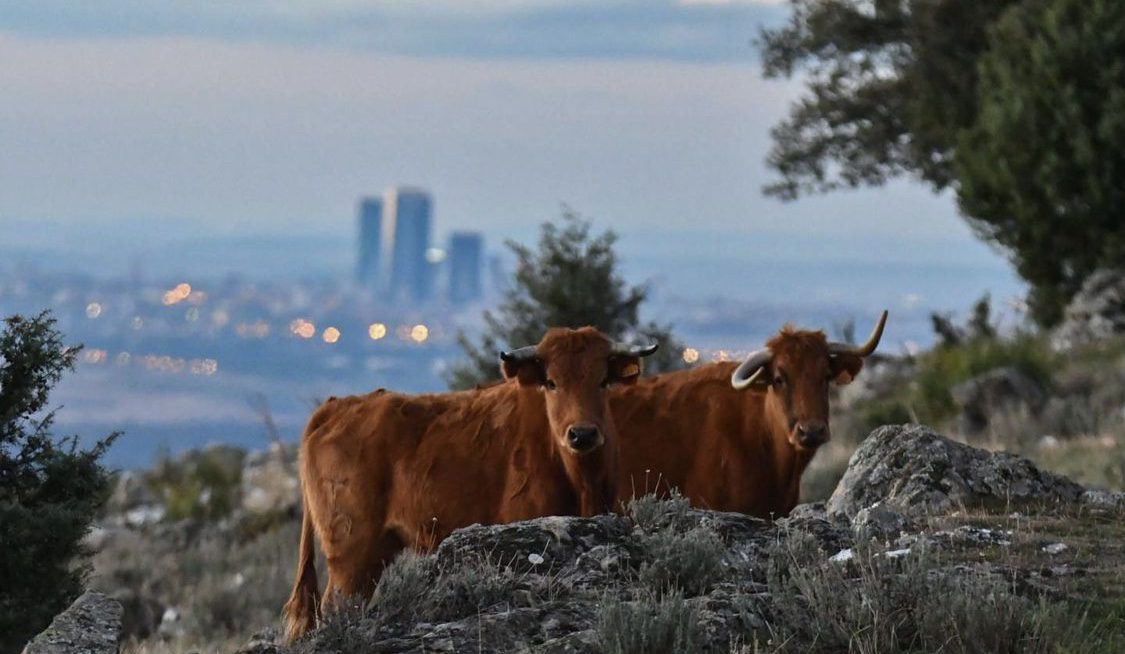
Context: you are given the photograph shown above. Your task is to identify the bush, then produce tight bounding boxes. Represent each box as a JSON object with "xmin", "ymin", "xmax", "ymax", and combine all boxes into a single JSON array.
[
  {"xmin": 0, "ymin": 312, "xmax": 118, "ymax": 652},
  {"xmin": 765, "ymin": 534, "xmax": 1078, "ymax": 653},
  {"xmin": 597, "ymin": 592, "xmax": 705, "ymax": 654}
]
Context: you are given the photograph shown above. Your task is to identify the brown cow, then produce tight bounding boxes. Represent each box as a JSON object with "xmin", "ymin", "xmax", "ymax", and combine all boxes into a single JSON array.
[
  {"xmin": 612, "ymin": 311, "xmax": 887, "ymax": 518},
  {"xmin": 283, "ymin": 327, "xmax": 657, "ymax": 642}
]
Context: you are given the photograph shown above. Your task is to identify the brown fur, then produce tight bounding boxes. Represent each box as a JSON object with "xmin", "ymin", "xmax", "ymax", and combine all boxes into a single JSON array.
[
  {"xmin": 283, "ymin": 327, "xmax": 641, "ymax": 642},
  {"xmin": 612, "ymin": 327, "xmax": 865, "ymax": 518}
]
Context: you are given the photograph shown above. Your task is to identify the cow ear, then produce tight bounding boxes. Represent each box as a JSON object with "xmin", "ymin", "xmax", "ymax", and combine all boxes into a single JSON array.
[
  {"xmin": 830, "ymin": 353, "xmax": 864, "ymax": 386},
  {"xmin": 502, "ymin": 357, "xmax": 547, "ymax": 387},
  {"xmin": 608, "ymin": 356, "xmax": 643, "ymax": 386}
]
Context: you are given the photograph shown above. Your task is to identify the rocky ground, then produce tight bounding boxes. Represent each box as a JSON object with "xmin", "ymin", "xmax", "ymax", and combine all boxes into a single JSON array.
[
  {"xmin": 32, "ymin": 424, "xmax": 1125, "ymax": 653},
  {"xmin": 26, "ymin": 274, "xmax": 1125, "ymax": 652}
]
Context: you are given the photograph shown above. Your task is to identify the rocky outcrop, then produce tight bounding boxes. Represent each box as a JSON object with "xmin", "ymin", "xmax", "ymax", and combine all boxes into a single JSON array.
[
  {"xmin": 1052, "ymin": 268, "xmax": 1125, "ymax": 350},
  {"xmin": 241, "ymin": 442, "xmax": 300, "ymax": 515},
  {"xmin": 950, "ymin": 366, "xmax": 1046, "ymax": 435},
  {"xmin": 22, "ymin": 592, "xmax": 122, "ymax": 654},
  {"xmin": 826, "ymin": 424, "xmax": 1084, "ymax": 518}
]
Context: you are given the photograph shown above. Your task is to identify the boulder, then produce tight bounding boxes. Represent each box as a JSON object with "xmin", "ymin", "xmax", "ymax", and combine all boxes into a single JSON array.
[
  {"xmin": 950, "ymin": 366, "xmax": 1046, "ymax": 435},
  {"xmin": 1052, "ymin": 268, "xmax": 1125, "ymax": 350},
  {"xmin": 826, "ymin": 424, "xmax": 1084, "ymax": 519},
  {"xmin": 240, "ymin": 442, "xmax": 299, "ymax": 515},
  {"xmin": 22, "ymin": 591, "xmax": 122, "ymax": 654}
]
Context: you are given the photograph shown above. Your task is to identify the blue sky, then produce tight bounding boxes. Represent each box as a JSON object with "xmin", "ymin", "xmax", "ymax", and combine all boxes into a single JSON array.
[{"xmin": 0, "ymin": 0, "xmax": 1011, "ymax": 275}]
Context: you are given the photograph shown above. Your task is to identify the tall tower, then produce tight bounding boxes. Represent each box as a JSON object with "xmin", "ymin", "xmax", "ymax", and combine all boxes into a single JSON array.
[
  {"xmin": 383, "ymin": 187, "xmax": 432, "ymax": 303},
  {"xmin": 448, "ymin": 231, "xmax": 483, "ymax": 304},
  {"xmin": 356, "ymin": 197, "xmax": 382, "ymax": 288}
]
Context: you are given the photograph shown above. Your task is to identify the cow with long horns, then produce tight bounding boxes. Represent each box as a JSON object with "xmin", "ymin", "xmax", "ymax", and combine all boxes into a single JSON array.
[
  {"xmin": 611, "ymin": 311, "xmax": 887, "ymax": 518},
  {"xmin": 283, "ymin": 327, "xmax": 657, "ymax": 642}
]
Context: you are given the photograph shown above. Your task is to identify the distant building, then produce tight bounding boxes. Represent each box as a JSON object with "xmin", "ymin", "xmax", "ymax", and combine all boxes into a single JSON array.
[
  {"xmin": 356, "ymin": 197, "xmax": 382, "ymax": 288},
  {"xmin": 383, "ymin": 187, "xmax": 433, "ymax": 303},
  {"xmin": 447, "ymin": 231, "xmax": 483, "ymax": 304}
]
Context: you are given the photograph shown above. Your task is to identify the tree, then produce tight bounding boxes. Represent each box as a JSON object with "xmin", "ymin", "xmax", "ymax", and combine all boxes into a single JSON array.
[
  {"xmin": 955, "ymin": 0, "xmax": 1125, "ymax": 325},
  {"xmin": 446, "ymin": 211, "xmax": 686, "ymax": 390},
  {"xmin": 0, "ymin": 312, "xmax": 118, "ymax": 652},
  {"xmin": 758, "ymin": 0, "xmax": 1018, "ymax": 199}
]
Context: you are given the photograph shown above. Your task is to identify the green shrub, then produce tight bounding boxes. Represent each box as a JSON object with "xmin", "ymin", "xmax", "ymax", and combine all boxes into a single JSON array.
[
  {"xmin": 147, "ymin": 446, "xmax": 244, "ymax": 522},
  {"xmin": 0, "ymin": 312, "xmax": 118, "ymax": 653}
]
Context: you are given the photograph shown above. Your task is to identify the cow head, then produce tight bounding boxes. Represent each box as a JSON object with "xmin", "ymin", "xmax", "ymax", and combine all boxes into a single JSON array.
[
  {"xmin": 730, "ymin": 311, "xmax": 887, "ymax": 451},
  {"xmin": 500, "ymin": 327, "xmax": 658, "ymax": 456}
]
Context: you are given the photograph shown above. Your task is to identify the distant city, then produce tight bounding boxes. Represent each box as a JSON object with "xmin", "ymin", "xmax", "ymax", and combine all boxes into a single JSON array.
[
  {"xmin": 0, "ymin": 193, "xmax": 1025, "ymax": 467},
  {"xmin": 356, "ymin": 187, "xmax": 486, "ymax": 306}
]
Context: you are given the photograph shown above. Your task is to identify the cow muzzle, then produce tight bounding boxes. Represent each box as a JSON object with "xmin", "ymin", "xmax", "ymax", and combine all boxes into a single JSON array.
[
  {"xmin": 565, "ymin": 425, "xmax": 604, "ymax": 454},
  {"xmin": 796, "ymin": 421, "xmax": 829, "ymax": 449}
]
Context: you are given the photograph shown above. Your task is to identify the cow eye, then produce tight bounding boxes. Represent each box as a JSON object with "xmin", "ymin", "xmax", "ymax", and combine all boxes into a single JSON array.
[
  {"xmin": 544, "ymin": 379, "xmax": 558, "ymax": 391},
  {"xmin": 773, "ymin": 375, "xmax": 785, "ymax": 387},
  {"xmin": 599, "ymin": 378, "xmax": 611, "ymax": 389}
]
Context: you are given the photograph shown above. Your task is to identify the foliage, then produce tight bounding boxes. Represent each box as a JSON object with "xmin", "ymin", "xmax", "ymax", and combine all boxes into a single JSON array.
[
  {"xmin": 766, "ymin": 533, "xmax": 1076, "ymax": 653},
  {"xmin": 955, "ymin": 0, "xmax": 1125, "ymax": 325},
  {"xmin": 842, "ymin": 299, "xmax": 1055, "ymax": 436},
  {"xmin": 758, "ymin": 0, "xmax": 1018, "ymax": 199},
  {"xmin": 597, "ymin": 592, "xmax": 705, "ymax": 654},
  {"xmin": 146, "ymin": 446, "xmax": 244, "ymax": 522},
  {"xmin": 445, "ymin": 209, "xmax": 685, "ymax": 389},
  {"xmin": 0, "ymin": 312, "xmax": 118, "ymax": 652}
]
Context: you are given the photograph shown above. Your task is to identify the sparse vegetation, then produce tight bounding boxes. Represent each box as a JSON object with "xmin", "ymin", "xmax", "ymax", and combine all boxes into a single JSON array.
[{"xmin": 597, "ymin": 592, "xmax": 705, "ymax": 654}]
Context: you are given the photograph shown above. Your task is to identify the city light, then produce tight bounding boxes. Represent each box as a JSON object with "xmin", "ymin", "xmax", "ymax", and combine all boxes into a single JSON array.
[
  {"xmin": 682, "ymin": 347, "xmax": 700, "ymax": 364},
  {"xmin": 85, "ymin": 302, "xmax": 102, "ymax": 319},
  {"xmin": 425, "ymin": 247, "xmax": 447, "ymax": 264},
  {"xmin": 190, "ymin": 358, "xmax": 219, "ymax": 375},
  {"xmin": 289, "ymin": 318, "xmax": 316, "ymax": 339},
  {"xmin": 410, "ymin": 324, "xmax": 429, "ymax": 343},
  {"xmin": 322, "ymin": 326, "xmax": 341, "ymax": 344},
  {"xmin": 83, "ymin": 349, "xmax": 107, "ymax": 364},
  {"xmin": 163, "ymin": 282, "xmax": 193, "ymax": 306},
  {"xmin": 236, "ymin": 320, "xmax": 270, "ymax": 339},
  {"xmin": 368, "ymin": 322, "xmax": 387, "ymax": 340}
]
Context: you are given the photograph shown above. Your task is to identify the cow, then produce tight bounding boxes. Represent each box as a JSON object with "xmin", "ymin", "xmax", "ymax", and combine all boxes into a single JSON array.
[
  {"xmin": 282, "ymin": 326, "xmax": 657, "ymax": 642},
  {"xmin": 612, "ymin": 311, "xmax": 887, "ymax": 518}
]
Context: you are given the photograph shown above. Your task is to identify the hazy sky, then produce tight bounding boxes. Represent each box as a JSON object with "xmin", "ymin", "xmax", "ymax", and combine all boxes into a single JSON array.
[{"xmin": 0, "ymin": 0, "xmax": 1005, "ymax": 267}]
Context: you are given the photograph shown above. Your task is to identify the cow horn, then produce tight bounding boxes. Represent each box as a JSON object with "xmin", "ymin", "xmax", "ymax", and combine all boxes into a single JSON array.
[
  {"xmin": 731, "ymin": 349, "xmax": 772, "ymax": 390},
  {"xmin": 828, "ymin": 310, "xmax": 888, "ymax": 357},
  {"xmin": 612, "ymin": 342, "xmax": 659, "ymax": 358},
  {"xmin": 499, "ymin": 345, "xmax": 538, "ymax": 362}
]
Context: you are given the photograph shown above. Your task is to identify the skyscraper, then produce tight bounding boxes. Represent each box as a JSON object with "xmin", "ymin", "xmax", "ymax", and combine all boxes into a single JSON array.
[
  {"xmin": 448, "ymin": 231, "xmax": 483, "ymax": 304},
  {"xmin": 383, "ymin": 187, "xmax": 432, "ymax": 303},
  {"xmin": 356, "ymin": 197, "xmax": 382, "ymax": 288}
]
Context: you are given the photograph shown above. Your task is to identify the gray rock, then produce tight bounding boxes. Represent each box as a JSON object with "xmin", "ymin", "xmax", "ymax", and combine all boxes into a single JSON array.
[
  {"xmin": 1081, "ymin": 489, "xmax": 1125, "ymax": 508},
  {"xmin": 950, "ymin": 366, "xmax": 1045, "ymax": 435},
  {"xmin": 110, "ymin": 587, "xmax": 163, "ymax": 641},
  {"xmin": 826, "ymin": 424, "xmax": 1084, "ymax": 519},
  {"xmin": 22, "ymin": 591, "xmax": 122, "ymax": 654},
  {"xmin": 852, "ymin": 504, "xmax": 914, "ymax": 542},
  {"xmin": 241, "ymin": 442, "xmax": 299, "ymax": 515},
  {"xmin": 1052, "ymin": 269, "xmax": 1125, "ymax": 350}
]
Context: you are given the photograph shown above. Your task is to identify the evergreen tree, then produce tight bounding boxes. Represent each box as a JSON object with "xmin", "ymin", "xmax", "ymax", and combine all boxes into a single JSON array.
[
  {"xmin": 0, "ymin": 312, "xmax": 118, "ymax": 652},
  {"xmin": 955, "ymin": 0, "xmax": 1125, "ymax": 325},
  {"xmin": 446, "ymin": 211, "xmax": 686, "ymax": 389},
  {"xmin": 758, "ymin": 0, "xmax": 1019, "ymax": 199}
]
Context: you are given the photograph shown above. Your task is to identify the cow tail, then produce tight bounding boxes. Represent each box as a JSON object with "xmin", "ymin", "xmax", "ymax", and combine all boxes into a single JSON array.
[{"xmin": 283, "ymin": 482, "xmax": 319, "ymax": 643}]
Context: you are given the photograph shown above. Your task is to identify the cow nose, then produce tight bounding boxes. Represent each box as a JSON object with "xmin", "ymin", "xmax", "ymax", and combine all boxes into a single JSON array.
[
  {"xmin": 566, "ymin": 426, "xmax": 602, "ymax": 452},
  {"xmin": 797, "ymin": 422, "xmax": 828, "ymax": 447}
]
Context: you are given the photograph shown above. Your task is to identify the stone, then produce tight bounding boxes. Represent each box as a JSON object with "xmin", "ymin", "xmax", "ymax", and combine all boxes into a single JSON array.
[
  {"xmin": 1052, "ymin": 269, "xmax": 1125, "ymax": 350},
  {"xmin": 22, "ymin": 591, "xmax": 122, "ymax": 654},
  {"xmin": 950, "ymin": 366, "xmax": 1046, "ymax": 435},
  {"xmin": 826, "ymin": 424, "xmax": 1084, "ymax": 519},
  {"xmin": 240, "ymin": 442, "xmax": 299, "ymax": 515},
  {"xmin": 852, "ymin": 504, "xmax": 914, "ymax": 542}
]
